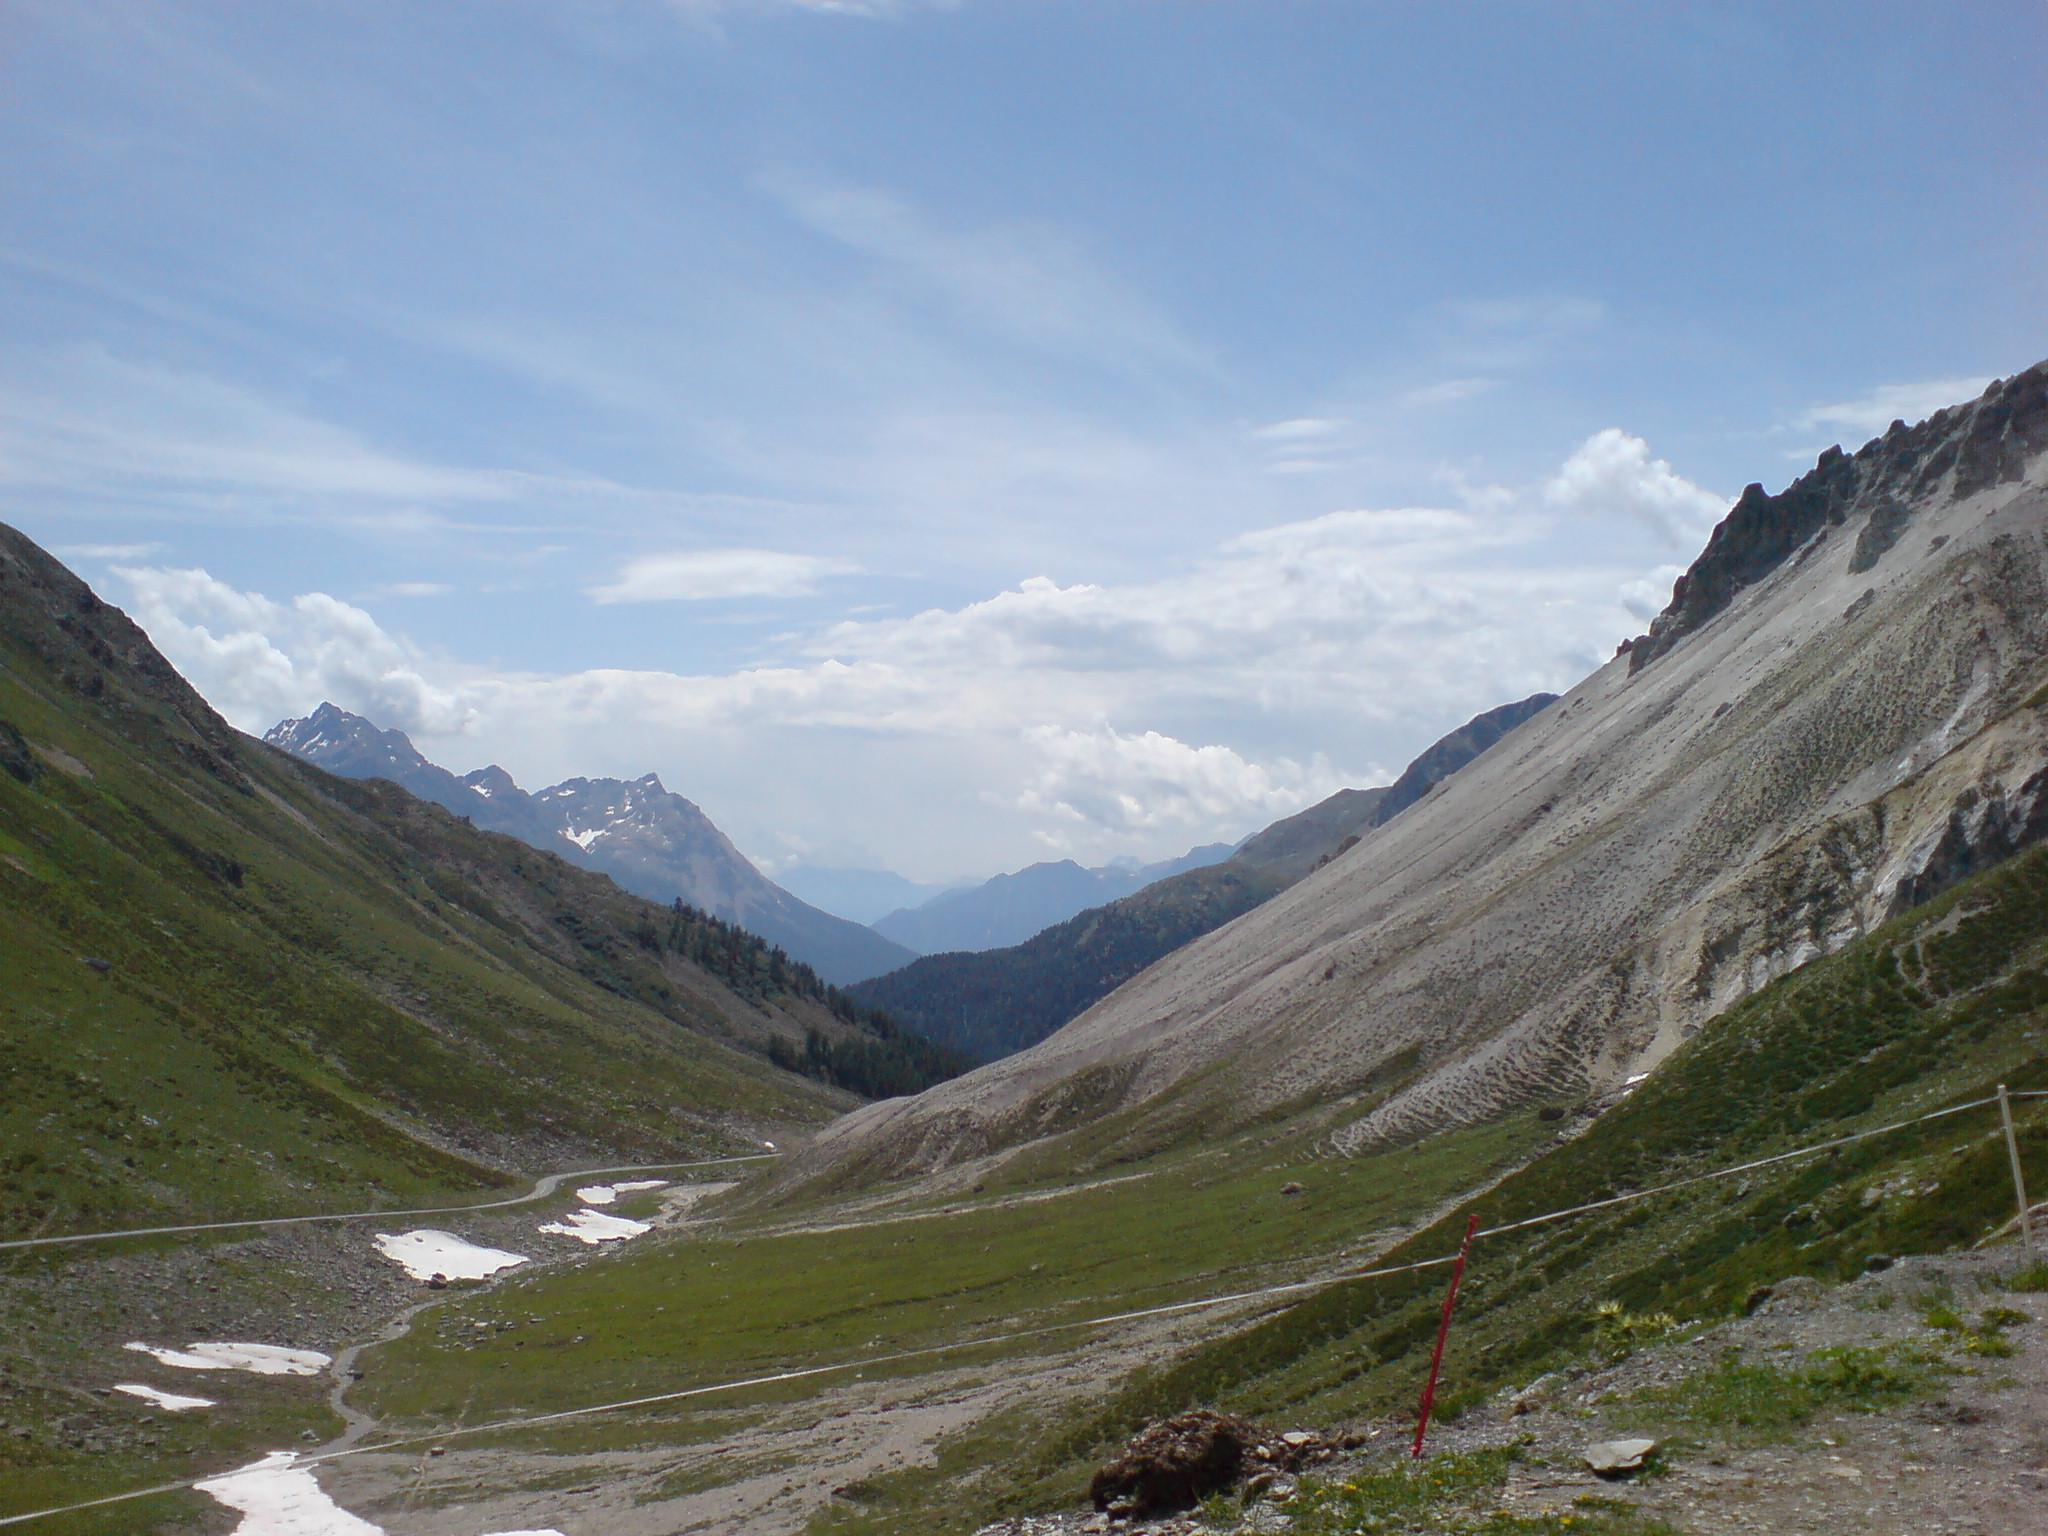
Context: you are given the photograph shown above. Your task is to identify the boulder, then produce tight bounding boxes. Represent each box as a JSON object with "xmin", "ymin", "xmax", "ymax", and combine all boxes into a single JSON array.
[{"xmin": 1583, "ymin": 1438, "xmax": 1658, "ymax": 1476}]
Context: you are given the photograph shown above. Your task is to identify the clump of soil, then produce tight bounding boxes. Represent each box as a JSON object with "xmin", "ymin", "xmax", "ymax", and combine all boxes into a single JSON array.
[
  {"xmin": 1088, "ymin": 1410, "xmax": 1350, "ymax": 1516},
  {"xmin": 1089, "ymin": 1409, "xmax": 1260, "ymax": 1516}
]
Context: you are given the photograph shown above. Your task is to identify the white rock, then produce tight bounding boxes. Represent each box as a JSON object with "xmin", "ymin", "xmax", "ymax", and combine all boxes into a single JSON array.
[{"xmin": 1583, "ymin": 1438, "xmax": 1658, "ymax": 1473}]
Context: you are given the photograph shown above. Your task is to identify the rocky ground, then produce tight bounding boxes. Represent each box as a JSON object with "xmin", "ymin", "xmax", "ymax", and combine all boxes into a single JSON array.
[{"xmin": 973, "ymin": 1246, "xmax": 2048, "ymax": 1536}]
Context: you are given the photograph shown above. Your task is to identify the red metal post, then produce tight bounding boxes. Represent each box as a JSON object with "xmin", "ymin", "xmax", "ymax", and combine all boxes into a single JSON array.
[{"xmin": 1411, "ymin": 1211, "xmax": 1482, "ymax": 1459}]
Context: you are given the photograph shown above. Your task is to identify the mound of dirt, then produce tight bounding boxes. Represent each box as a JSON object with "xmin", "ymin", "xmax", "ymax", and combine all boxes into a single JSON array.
[{"xmin": 1088, "ymin": 1409, "xmax": 1261, "ymax": 1516}]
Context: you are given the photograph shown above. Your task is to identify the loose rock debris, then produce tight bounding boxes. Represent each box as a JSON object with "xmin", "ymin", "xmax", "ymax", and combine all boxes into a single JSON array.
[{"xmin": 1087, "ymin": 1409, "xmax": 1350, "ymax": 1517}]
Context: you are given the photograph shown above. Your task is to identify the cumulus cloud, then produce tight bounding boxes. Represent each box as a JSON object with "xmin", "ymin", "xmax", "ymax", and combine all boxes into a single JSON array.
[
  {"xmin": 1014, "ymin": 726, "xmax": 1344, "ymax": 837},
  {"xmin": 1793, "ymin": 376, "xmax": 1996, "ymax": 442},
  {"xmin": 109, "ymin": 427, "xmax": 1705, "ymax": 873},
  {"xmin": 1543, "ymin": 428, "xmax": 1727, "ymax": 547},
  {"xmin": 589, "ymin": 549, "xmax": 859, "ymax": 603},
  {"xmin": 115, "ymin": 566, "xmax": 472, "ymax": 736}
]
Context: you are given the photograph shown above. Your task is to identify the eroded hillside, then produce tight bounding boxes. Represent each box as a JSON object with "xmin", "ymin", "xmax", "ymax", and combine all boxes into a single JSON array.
[{"xmin": 793, "ymin": 364, "xmax": 2048, "ymax": 1187}]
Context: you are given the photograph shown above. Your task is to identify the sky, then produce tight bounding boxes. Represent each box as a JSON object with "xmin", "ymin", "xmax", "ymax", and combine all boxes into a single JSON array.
[{"xmin": 4, "ymin": 1, "xmax": 2044, "ymax": 882}]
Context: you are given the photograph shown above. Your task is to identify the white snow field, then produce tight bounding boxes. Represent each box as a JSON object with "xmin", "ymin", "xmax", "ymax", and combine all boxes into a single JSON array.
[
  {"xmin": 123, "ymin": 1342, "xmax": 330, "ymax": 1376},
  {"xmin": 196, "ymin": 1450, "xmax": 568, "ymax": 1535},
  {"xmin": 372, "ymin": 1229, "xmax": 529, "ymax": 1280},
  {"xmin": 111, "ymin": 1382, "xmax": 215, "ymax": 1410},
  {"xmin": 537, "ymin": 1208, "xmax": 650, "ymax": 1244},
  {"xmin": 573, "ymin": 1179, "xmax": 668, "ymax": 1205},
  {"xmin": 195, "ymin": 1452, "xmax": 381, "ymax": 1535}
]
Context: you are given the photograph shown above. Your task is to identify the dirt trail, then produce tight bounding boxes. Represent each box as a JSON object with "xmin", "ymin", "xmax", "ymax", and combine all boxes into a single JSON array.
[{"xmin": 321, "ymin": 1311, "xmax": 1218, "ymax": 1536}]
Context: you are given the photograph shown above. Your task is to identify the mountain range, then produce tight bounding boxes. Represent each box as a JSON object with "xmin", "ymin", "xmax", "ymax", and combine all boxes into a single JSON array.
[
  {"xmin": 12, "ymin": 367, "xmax": 2048, "ymax": 1536},
  {"xmin": 868, "ymin": 843, "xmax": 1235, "ymax": 955},
  {"xmin": 263, "ymin": 704, "xmax": 916, "ymax": 985},
  {"xmin": 797, "ymin": 362, "xmax": 2048, "ymax": 1187},
  {"xmin": 849, "ymin": 693, "xmax": 1555, "ymax": 1062},
  {"xmin": 0, "ymin": 520, "xmax": 964, "ymax": 1245}
]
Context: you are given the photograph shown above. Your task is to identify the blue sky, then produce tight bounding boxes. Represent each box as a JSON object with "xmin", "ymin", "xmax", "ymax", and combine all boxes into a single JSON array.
[{"xmin": 5, "ymin": 0, "xmax": 2043, "ymax": 879}]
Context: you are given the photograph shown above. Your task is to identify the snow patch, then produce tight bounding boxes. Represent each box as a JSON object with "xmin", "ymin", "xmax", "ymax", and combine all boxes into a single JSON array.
[
  {"xmin": 538, "ymin": 1208, "xmax": 651, "ymax": 1244},
  {"xmin": 124, "ymin": 1342, "xmax": 330, "ymax": 1376},
  {"xmin": 575, "ymin": 1180, "xmax": 668, "ymax": 1206},
  {"xmin": 564, "ymin": 826, "xmax": 605, "ymax": 850},
  {"xmin": 112, "ymin": 1382, "xmax": 215, "ymax": 1410},
  {"xmin": 195, "ymin": 1452, "xmax": 382, "ymax": 1534},
  {"xmin": 373, "ymin": 1229, "xmax": 529, "ymax": 1281},
  {"xmin": 194, "ymin": 1450, "xmax": 568, "ymax": 1535}
]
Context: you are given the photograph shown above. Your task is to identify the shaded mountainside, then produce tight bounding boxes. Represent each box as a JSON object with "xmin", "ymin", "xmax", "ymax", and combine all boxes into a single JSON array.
[
  {"xmin": 871, "ymin": 845, "xmax": 1234, "ymax": 956},
  {"xmin": 266, "ymin": 704, "xmax": 916, "ymax": 985},
  {"xmin": 800, "ymin": 364, "xmax": 2048, "ymax": 1187},
  {"xmin": 0, "ymin": 523, "xmax": 964, "ymax": 1241},
  {"xmin": 851, "ymin": 694, "xmax": 1555, "ymax": 1064}
]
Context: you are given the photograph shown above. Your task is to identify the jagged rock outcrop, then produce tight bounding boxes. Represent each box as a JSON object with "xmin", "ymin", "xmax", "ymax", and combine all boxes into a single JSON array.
[{"xmin": 789, "ymin": 363, "xmax": 2048, "ymax": 1186}]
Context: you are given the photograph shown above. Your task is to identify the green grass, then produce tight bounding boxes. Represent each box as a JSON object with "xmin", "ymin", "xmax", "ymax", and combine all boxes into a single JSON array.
[
  {"xmin": 0, "ymin": 528, "xmax": 880, "ymax": 1522},
  {"xmin": 357, "ymin": 1109, "xmax": 1554, "ymax": 1432},
  {"xmin": 1611, "ymin": 1345, "xmax": 1938, "ymax": 1444},
  {"xmin": 345, "ymin": 844, "xmax": 2048, "ymax": 1536}
]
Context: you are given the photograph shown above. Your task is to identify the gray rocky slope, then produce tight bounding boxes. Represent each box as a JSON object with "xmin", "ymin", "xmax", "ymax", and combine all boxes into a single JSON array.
[
  {"xmin": 265, "ymin": 704, "xmax": 915, "ymax": 984},
  {"xmin": 795, "ymin": 362, "xmax": 2048, "ymax": 1182}
]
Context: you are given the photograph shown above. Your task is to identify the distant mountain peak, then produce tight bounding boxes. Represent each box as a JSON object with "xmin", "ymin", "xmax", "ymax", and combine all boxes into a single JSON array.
[{"xmin": 265, "ymin": 703, "xmax": 912, "ymax": 983}]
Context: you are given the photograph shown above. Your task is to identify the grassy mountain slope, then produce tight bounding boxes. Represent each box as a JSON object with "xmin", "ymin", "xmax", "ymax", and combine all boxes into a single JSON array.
[
  {"xmin": 304, "ymin": 819, "xmax": 2048, "ymax": 1536},
  {"xmin": 0, "ymin": 523, "xmax": 961, "ymax": 1243},
  {"xmin": 977, "ymin": 838, "xmax": 2048, "ymax": 1518},
  {"xmin": 852, "ymin": 695, "xmax": 1555, "ymax": 1065}
]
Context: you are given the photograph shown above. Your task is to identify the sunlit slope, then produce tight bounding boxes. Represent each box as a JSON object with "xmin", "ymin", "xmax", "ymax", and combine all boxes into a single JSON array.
[
  {"xmin": 344, "ymin": 820, "xmax": 2048, "ymax": 1536},
  {"xmin": 800, "ymin": 365, "xmax": 2048, "ymax": 1184},
  {"xmin": 1025, "ymin": 836, "xmax": 2048, "ymax": 1489},
  {"xmin": 0, "ymin": 522, "xmax": 854, "ymax": 1240}
]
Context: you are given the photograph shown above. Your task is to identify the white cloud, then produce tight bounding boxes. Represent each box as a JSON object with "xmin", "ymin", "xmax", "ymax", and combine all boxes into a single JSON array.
[
  {"xmin": 1543, "ymin": 428, "xmax": 1727, "ymax": 547},
  {"xmin": 114, "ymin": 566, "xmax": 471, "ymax": 736},
  {"xmin": 1402, "ymin": 377, "xmax": 1497, "ymax": 407},
  {"xmin": 1252, "ymin": 417, "xmax": 1345, "ymax": 442},
  {"xmin": 1014, "ymin": 726, "xmax": 1344, "ymax": 836},
  {"xmin": 381, "ymin": 581, "xmax": 453, "ymax": 598},
  {"xmin": 1793, "ymin": 376, "xmax": 1995, "ymax": 442},
  {"xmin": 50, "ymin": 542, "xmax": 163, "ymax": 560},
  {"xmin": 111, "ymin": 429, "xmax": 1704, "ymax": 875},
  {"xmin": 767, "ymin": 178, "xmax": 1207, "ymax": 376},
  {"xmin": 0, "ymin": 349, "xmax": 506, "ymax": 513},
  {"xmin": 589, "ymin": 549, "xmax": 859, "ymax": 603},
  {"xmin": 1619, "ymin": 565, "xmax": 1686, "ymax": 623}
]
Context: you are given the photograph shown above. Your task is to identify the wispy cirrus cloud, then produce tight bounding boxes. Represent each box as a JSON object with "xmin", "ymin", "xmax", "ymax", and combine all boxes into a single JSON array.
[
  {"xmin": 1793, "ymin": 376, "xmax": 1996, "ymax": 441},
  {"xmin": 766, "ymin": 177, "xmax": 1211, "ymax": 377},
  {"xmin": 590, "ymin": 549, "xmax": 860, "ymax": 603}
]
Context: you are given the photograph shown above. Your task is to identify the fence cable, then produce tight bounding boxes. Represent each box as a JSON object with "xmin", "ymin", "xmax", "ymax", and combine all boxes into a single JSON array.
[
  {"xmin": 0, "ymin": 1090, "xmax": 2028, "ymax": 1528},
  {"xmin": 0, "ymin": 1155, "xmax": 781, "ymax": 1253}
]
